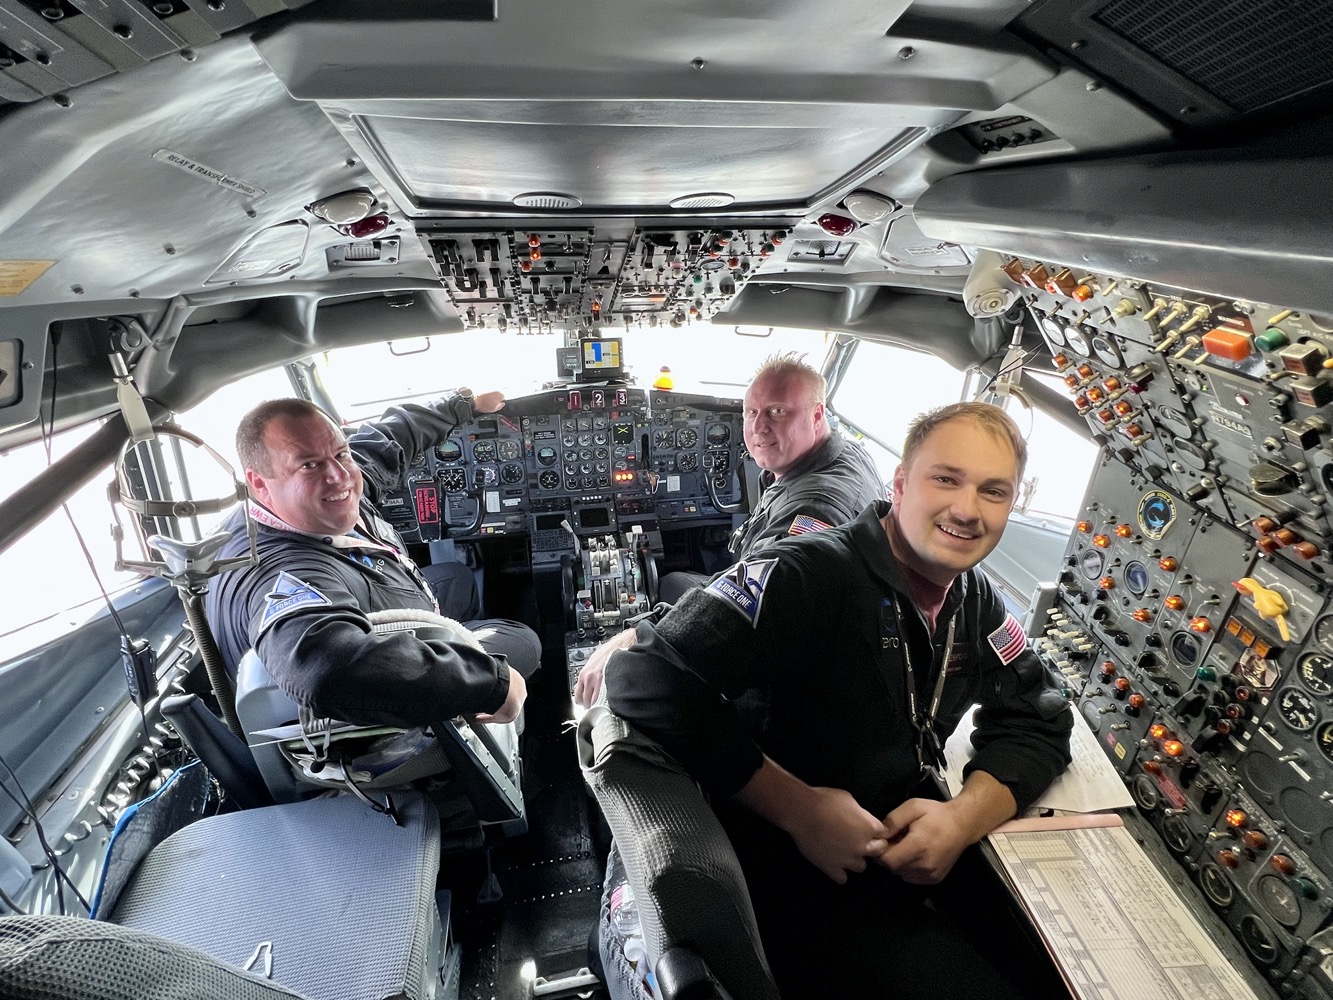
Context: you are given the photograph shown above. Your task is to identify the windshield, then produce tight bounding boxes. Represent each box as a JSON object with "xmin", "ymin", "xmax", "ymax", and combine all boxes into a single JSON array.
[{"xmin": 314, "ymin": 326, "xmax": 833, "ymax": 423}]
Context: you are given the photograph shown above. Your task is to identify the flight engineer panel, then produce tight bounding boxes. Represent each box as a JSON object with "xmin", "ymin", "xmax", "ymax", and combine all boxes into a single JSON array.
[
  {"xmin": 1015, "ymin": 256, "xmax": 1333, "ymax": 997},
  {"xmin": 374, "ymin": 385, "xmax": 744, "ymax": 547}
]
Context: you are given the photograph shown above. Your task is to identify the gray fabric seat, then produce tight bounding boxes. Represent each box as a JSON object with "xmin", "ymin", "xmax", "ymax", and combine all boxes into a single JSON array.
[
  {"xmin": 577, "ymin": 703, "xmax": 781, "ymax": 1000},
  {"xmin": 106, "ymin": 791, "xmax": 443, "ymax": 1000},
  {"xmin": 0, "ymin": 915, "xmax": 313, "ymax": 1000}
]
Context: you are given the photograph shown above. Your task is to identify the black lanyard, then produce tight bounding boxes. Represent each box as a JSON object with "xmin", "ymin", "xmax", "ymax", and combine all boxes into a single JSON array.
[{"xmin": 896, "ymin": 603, "xmax": 957, "ymax": 776}]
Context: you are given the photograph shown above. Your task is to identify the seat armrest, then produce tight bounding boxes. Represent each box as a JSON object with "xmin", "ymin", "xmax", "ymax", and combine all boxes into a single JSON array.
[{"xmin": 655, "ymin": 946, "xmax": 734, "ymax": 1000}]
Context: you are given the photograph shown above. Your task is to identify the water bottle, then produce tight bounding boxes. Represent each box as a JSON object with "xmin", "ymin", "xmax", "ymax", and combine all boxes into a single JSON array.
[{"xmin": 609, "ymin": 880, "xmax": 653, "ymax": 991}]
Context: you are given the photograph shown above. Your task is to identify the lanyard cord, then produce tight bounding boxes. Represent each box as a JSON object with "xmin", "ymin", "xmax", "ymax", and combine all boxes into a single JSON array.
[{"xmin": 897, "ymin": 603, "xmax": 957, "ymax": 773}]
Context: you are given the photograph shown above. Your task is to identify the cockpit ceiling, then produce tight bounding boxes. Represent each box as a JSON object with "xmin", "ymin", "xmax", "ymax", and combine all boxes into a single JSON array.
[{"xmin": 332, "ymin": 108, "xmax": 934, "ymax": 215}]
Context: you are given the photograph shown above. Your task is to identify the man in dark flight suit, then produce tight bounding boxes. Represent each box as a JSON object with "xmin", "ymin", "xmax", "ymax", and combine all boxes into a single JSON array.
[
  {"xmin": 605, "ymin": 402, "xmax": 1073, "ymax": 998},
  {"xmin": 573, "ymin": 352, "xmax": 882, "ymax": 707},
  {"xmin": 206, "ymin": 394, "xmax": 537, "ymax": 728}
]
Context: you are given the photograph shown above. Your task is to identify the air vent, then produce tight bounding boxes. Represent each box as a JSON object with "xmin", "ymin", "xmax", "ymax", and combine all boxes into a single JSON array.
[
  {"xmin": 1093, "ymin": 0, "xmax": 1333, "ymax": 114},
  {"xmin": 668, "ymin": 192, "xmax": 736, "ymax": 209},
  {"xmin": 512, "ymin": 192, "xmax": 582, "ymax": 210}
]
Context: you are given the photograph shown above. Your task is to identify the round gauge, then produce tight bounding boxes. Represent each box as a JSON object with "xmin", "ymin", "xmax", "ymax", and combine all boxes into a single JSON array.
[
  {"xmin": 577, "ymin": 417, "xmax": 592, "ymax": 431},
  {"xmin": 1153, "ymin": 407, "xmax": 1192, "ymax": 440},
  {"xmin": 593, "ymin": 432, "xmax": 607, "ymax": 446},
  {"xmin": 497, "ymin": 439, "xmax": 520, "ymax": 462},
  {"xmin": 1090, "ymin": 335, "xmax": 1124, "ymax": 369},
  {"xmin": 562, "ymin": 435, "xmax": 576, "ymax": 448},
  {"xmin": 439, "ymin": 468, "xmax": 467, "ymax": 493},
  {"xmin": 500, "ymin": 463, "xmax": 524, "ymax": 485},
  {"xmin": 1131, "ymin": 773, "xmax": 1160, "ymax": 811},
  {"xmin": 1256, "ymin": 874, "xmax": 1302, "ymax": 929},
  {"xmin": 538, "ymin": 470, "xmax": 560, "ymax": 491},
  {"xmin": 1277, "ymin": 687, "xmax": 1319, "ymax": 732},
  {"xmin": 1124, "ymin": 560, "xmax": 1150, "ymax": 597},
  {"xmin": 676, "ymin": 427, "xmax": 699, "ymax": 448},
  {"xmin": 1079, "ymin": 549, "xmax": 1105, "ymax": 580},
  {"xmin": 653, "ymin": 429, "xmax": 675, "ymax": 449},
  {"xmin": 1200, "ymin": 864, "xmax": 1234, "ymax": 908},
  {"xmin": 473, "ymin": 440, "xmax": 496, "ymax": 463},
  {"xmin": 1040, "ymin": 317, "xmax": 1067, "ymax": 347},
  {"xmin": 1169, "ymin": 631, "xmax": 1201, "ymax": 669},
  {"xmin": 1163, "ymin": 813, "xmax": 1193, "ymax": 855},
  {"xmin": 479, "ymin": 465, "xmax": 498, "ymax": 486},
  {"xmin": 1239, "ymin": 915, "xmax": 1279, "ymax": 965},
  {"xmin": 593, "ymin": 417, "xmax": 609, "ymax": 430},
  {"xmin": 536, "ymin": 445, "xmax": 557, "ymax": 466},
  {"xmin": 1299, "ymin": 652, "xmax": 1333, "ymax": 695},
  {"xmin": 1064, "ymin": 326, "xmax": 1091, "ymax": 356},
  {"xmin": 562, "ymin": 419, "xmax": 577, "ymax": 432},
  {"xmin": 701, "ymin": 257, "xmax": 726, "ymax": 271},
  {"xmin": 1318, "ymin": 722, "xmax": 1333, "ymax": 764},
  {"xmin": 677, "ymin": 452, "xmax": 699, "ymax": 473},
  {"xmin": 577, "ymin": 433, "xmax": 592, "ymax": 447},
  {"xmin": 595, "ymin": 448, "xmax": 608, "ymax": 461},
  {"xmin": 435, "ymin": 439, "xmax": 463, "ymax": 463},
  {"xmin": 706, "ymin": 422, "xmax": 730, "ymax": 445},
  {"xmin": 1315, "ymin": 616, "xmax": 1333, "ymax": 655}
]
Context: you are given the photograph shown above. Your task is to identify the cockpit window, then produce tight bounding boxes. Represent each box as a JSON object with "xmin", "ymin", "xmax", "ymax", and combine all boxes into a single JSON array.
[{"xmin": 313, "ymin": 327, "xmax": 834, "ymax": 423}]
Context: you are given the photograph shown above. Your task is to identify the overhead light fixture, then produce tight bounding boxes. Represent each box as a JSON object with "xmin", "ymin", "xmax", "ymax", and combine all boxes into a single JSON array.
[
  {"xmin": 344, "ymin": 214, "xmax": 390, "ymax": 239},
  {"xmin": 513, "ymin": 192, "xmax": 582, "ymax": 209},
  {"xmin": 843, "ymin": 190, "xmax": 899, "ymax": 223},
  {"xmin": 669, "ymin": 192, "xmax": 735, "ymax": 209},
  {"xmin": 308, "ymin": 189, "xmax": 378, "ymax": 225}
]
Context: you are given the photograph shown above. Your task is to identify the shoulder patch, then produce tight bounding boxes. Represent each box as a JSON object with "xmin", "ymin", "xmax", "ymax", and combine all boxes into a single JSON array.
[
  {"xmin": 704, "ymin": 557, "xmax": 779, "ymax": 627},
  {"xmin": 787, "ymin": 514, "xmax": 832, "ymax": 536},
  {"xmin": 257, "ymin": 571, "xmax": 332, "ymax": 637},
  {"xmin": 986, "ymin": 613, "xmax": 1027, "ymax": 665}
]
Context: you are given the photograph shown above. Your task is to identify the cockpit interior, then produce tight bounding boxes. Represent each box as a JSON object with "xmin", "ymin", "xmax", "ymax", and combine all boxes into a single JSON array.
[{"xmin": 3, "ymin": 0, "xmax": 1333, "ymax": 997}]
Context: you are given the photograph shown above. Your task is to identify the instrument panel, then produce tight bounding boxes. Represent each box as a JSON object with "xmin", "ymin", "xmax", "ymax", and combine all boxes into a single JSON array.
[
  {"xmin": 376, "ymin": 386, "xmax": 744, "ymax": 546},
  {"xmin": 1017, "ymin": 256, "xmax": 1333, "ymax": 997}
]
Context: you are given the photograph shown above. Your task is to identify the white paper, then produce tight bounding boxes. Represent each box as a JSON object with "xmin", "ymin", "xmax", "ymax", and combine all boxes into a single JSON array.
[
  {"xmin": 942, "ymin": 707, "xmax": 1134, "ymax": 813},
  {"xmin": 989, "ymin": 826, "xmax": 1265, "ymax": 1000}
]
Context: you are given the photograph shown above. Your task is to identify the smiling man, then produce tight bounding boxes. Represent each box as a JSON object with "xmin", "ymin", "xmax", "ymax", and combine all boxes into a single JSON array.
[
  {"xmin": 205, "ymin": 394, "xmax": 537, "ymax": 729},
  {"xmin": 603, "ymin": 401, "xmax": 1073, "ymax": 998}
]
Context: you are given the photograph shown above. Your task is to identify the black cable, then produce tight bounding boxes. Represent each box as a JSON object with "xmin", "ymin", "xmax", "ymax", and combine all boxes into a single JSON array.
[
  {"xmin": 0, "ymin": 755, "xmax": 89, "ymax": 915},
  {"xmin": 0, "ymin": 884, "xmax": 25, "ymax": 915}
]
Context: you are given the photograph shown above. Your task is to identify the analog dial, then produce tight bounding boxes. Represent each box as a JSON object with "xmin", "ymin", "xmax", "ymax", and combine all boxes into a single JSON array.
[
  {"xmin": 1256, "ymin": 874, "xmax": 1301, "ymax": 929},
  {"xmin": 536, "ymin": 446, "xmax": 557, "ymax": 466},
  {"xmin": 1316, "ymin": 615, "xmax": 1333, "ymax": 654},
  {"xmin": 1124, "ymin": 560, "xmax": 1149, "ymax": 596},
  {"xmin": 538, "ymin": 470, "xmax": 559, "ymax": 491},
  {"xmin": 706, "ymin": 422, "xmax": 730, "ymax": 445},
  {"xmin": 435, "ymin": 439, "xmax": 463, "ymax": 463},
  {"xmin": 1079, "ymin": 549, "xmax": 1105, "ymax": 579},
  {"xmin": 472, "ymin": 440, "xmax": 496, "ymax": 463},
  {"xmin": 500, "ymin": 463, "xmax": 524, "ymax": 484},
  {"xmin": 497, "ymin": 439, "xmax": 520, "ymax": 462},
  {"xmin": 676, "ymin": 427, "xmax": 699, "ymax": 448},
  {"xmin": 439, "ymin": 468, "xmax": 467, "ymax": 493},
  {"xmin": 653, "ymin": 429, "xmax": 675, "ymax": 449},
  {"xmin": 1299, "ymin": 652, "xmax": 1333, "ymax": 695},
  {"xmin": 677, "ymin": 452, "xmax": 699, "ymax": 473},
  {"xmin": 1169, "ymin": 631, "xmax": 1201, "ymax": 668},
  {"xmin": 1277, "ymin": 687, "xmax": 1319, "ymax": 732},
  {"xmin": 1200, "ymin": 864, "xmax": 1234, "ymax": 907}
]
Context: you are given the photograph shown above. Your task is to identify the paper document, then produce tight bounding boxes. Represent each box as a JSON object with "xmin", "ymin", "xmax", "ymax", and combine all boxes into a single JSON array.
[
  {"xmin": 989, "ymin": 826, "xmax": 1266, "ymax": 1000},
  {"xmin": 942, "ymin": 707, "xmax": 1134, "ymax": 813}
]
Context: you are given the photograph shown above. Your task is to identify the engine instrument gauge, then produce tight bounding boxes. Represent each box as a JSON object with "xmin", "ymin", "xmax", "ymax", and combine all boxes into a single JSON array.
[
  {"xmin": 1124, "ymin": 560, "xmax": 1149, "ymax": 596},
  {"xmin": 1256, "ymin": 874, "xmax": 1302, "ymax": 929},
  {"xmin": 1277, "ymin": 687, "xmax": 1319, "ymax": 732},
  {"xmin": 1200, "ymin": 864, "xmax": 1234, "ymax": 907},
  {"xmin": 1315, "ymin": 615, "xmax": 1333, "ymax": 654},
  {"xmin": 472, "ymin": 441, "xmax": 496, "ymax": 463},
  {"xmin": 1169, "ymin": 631, "xmax": 1201, "ymax": 668},
  {"xmin": 706, "ymin": 422, "xmax": 730, "ymax": 445},
  {"xmin": 497, "ymin": 439, "xmax": 520, "ymax": 462},
  {"xmin": 1079, "ymin": 549, "xmax": 1105, "ymax": 579},
  {"xmin": 1299, "ymin": 652, "xmax": 1333, "ymax": 695},
  {"xmin": 478, "ymin": 465, "xmax": 498, "ymax": 486},
  {"xmin": 677, "ymin": 452, "xmax": 699, "ymax": 473},
  {"xmin": 538, "ymin": 470, "xmax": 559, "ymax": 491},
  {"xmin": 653, "ymin": 429, "xmax": 675, "ymax": 449},
  {"xmin": 1239, "ymin": 915, "xmax": 1279, "ymax": 965},
  {"xmin": 500, "ymin": 463, "xmax": 524, "ymax": 484},
  {"xmin": 676, "ymin": 427, "xmax": 699, "ymax": 448},
  {"xmin": 1318, "ymin": 721, "xmax": 1333, "ymax": 765},
  {"xmin": 435, "ymin": 439, "xmax": 463, "ymax": 463},
  {"xmin": 1130, "ymin": 773, "xmax": 1160, "ymax": 810},
  {"xmin": 1163, "ymin": 813, "xmax": 1193, "ymax": 855},
  {"xmin": 1064, "ymin": 325, "xmax": 1090, "ymax": 356},
  {"xmin": 439, "ymin": 468, "xmax": 466, "ymax": 493}
]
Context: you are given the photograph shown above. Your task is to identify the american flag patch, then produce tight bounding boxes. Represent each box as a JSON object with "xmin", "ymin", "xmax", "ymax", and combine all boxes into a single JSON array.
[
  {"xmin": 788, "ymin": 514, "xmax": 832, "ymax": 536},
  {"xmin": 987, "ymin": 613, "xmax": 1027, "ymax": 665}
]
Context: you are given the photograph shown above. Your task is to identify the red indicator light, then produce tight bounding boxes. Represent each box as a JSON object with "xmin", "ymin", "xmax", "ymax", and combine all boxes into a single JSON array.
[
  {"xmin": 1115, "ymin": 524, "xmax": 1133, "ymax": 538},
  {"xmin": 1128, "ymin": 693, "xmax": 1146, "ymax": 710},
  {"xmin": 1142, "ymin": 759, "xmax": 1162, "ymax": 774},
  {"xmin": 1159, "ymin": 556, "xmax": 1178, "ymax": 571},
  {"xmin": 1099, "ymin": 576, "xmax": 1116, "ymax": 591},
  {"xmin": 530, "ymin": 247, "xmax": 542, "ymax": 261},
  {"xmin": 346, "ymin": 213, "xmax": 390, "ymax": 239},
  {"xmin": 1113, "ymin": 400, "xmax": 1133, "ymax": 416},
  {"xmin": 1077, "ymin": 364, "xmax": 1095, "ymax": 379},
  {"xmin": 528, "ymin": 234, "xmax": 541, "ymax": 247},
  {"xmin": 1072, "ymin": 284, "xmax": 1094, "ymax": 301},
  {"xmin": 1064, "ymin": 373, "xmax": 1081, "ymax": 389},
  {"xmin": 1074, "ymin": 394, "xmax": 1090, "ymax": 410},
  {"xmin": 1052, "ymin": 353, "xmax": 1071, "ymax": 369},
  {"xmin": 1189, "ymin": 617, "xmax": 1212, "ymax": 633},
  {"xmin": 1103, "ymin": 377, "xmax": 1122, "ymax": 393},
  {"xmin": 1217, "ymin": 849, "xmax": 1240, "ymax": 869},
  {"xmin": 1132, "ymin": 608, "xmax": 1153, "ymax": 623},
  {"xmin": 1087, "ymin": 387, "xmax": 1106, "ymax": 403},
  {"xmin": 1253, "ymin": 516, "xmax": 1278, "ymax": 534},
  {"xmin": 1149, "ymin": 723, "xmax": 1169, "ymax": 739},
  {"xmin": 1100, "ymin": 661, "xmax": 1116, "ymax": 677},
  {"xmin": 1270, "ymin": 854, "xmax": 1297, "ymax": 876},
  {"xmin": 1076, "ymin": 520, "xmax": 1092, "ymax": 533},
  {"xmin": 1242, "ymin": 830, "xmax": 1269, "ymax": 851},
  {"xmin": 1093, "ymin": 534, "xmax": 1111, "ymax": 548},
  {"xmin": 1226, "ymin": 809, "xmax": 1248, "ymax": 828},
  {"xmin": 1124, "ymin": 423, "xmax": 1145, "ymax": 439},
  {"xmin": 1165, "ymin": 596, "xmax": 1185, "ymax": 611},
  {"xmin": 520, "ymin": 260, "xmax": 532, "ymax": 273},
  {"xmin": 1162, "ymin": 740, "xmax": 1185, "ymax": 757},
  {"xmin": 1114, "ymin": 677, "xmax": 1131, "ymax": 692},
  {"xmin": 816, "ymin": 213, "xmax": 857, "ymax": 236}
]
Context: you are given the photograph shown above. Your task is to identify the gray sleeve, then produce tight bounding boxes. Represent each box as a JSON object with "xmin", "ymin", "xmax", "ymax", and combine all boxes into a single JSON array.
[{"xmin": 349, "ymin": 393, "xmax": 474, "ymax": 495}]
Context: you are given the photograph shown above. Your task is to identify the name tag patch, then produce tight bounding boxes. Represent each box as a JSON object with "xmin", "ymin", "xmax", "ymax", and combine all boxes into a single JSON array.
[
  {"xmin": 258, "ymin": 572, "xmax": 331, "ymax": 637},
  {"xmin": 705, "ymin": 558, "xmax": 779, "ymax": 627}
]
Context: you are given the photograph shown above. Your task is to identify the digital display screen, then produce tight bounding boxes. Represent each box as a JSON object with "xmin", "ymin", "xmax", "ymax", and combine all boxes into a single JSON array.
[
  {"xmin": 580, "ymin": 338, "xmax": 623, "ymax": 373},
  {"xmin": 535, "ymin": 513, "xmax": 566, "ymax": 531},
  {"xmin": 580, "ymin": 507, "xmax": 611, "ymax": 528}
]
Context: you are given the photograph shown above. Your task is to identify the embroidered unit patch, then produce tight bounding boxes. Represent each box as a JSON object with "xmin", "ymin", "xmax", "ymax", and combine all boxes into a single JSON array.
[
  {"xmin": 987, "ymin": 613, "xmax": 1027, "ymax": 665},
  {"xmin": 257, "ymin": 572, "xmax": 331, "ymax": 636},
  {"xmin": 705, "ymin": 557, "xmax": 779, "ymax": 627},
  {"xmin": 787, "ymin": 514, "xmax": 832, "ymax": 535}
]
